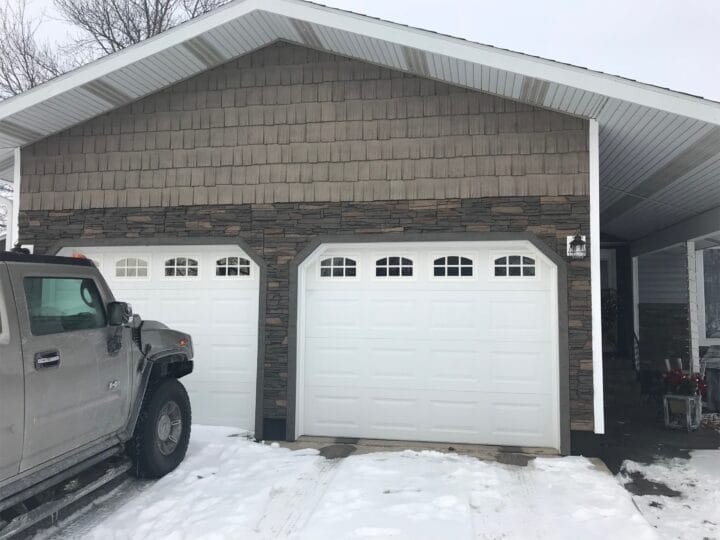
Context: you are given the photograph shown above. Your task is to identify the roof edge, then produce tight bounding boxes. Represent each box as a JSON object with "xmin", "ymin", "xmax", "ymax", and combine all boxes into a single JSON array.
[{"xmin": 0, "ymin": 0, "xmax": 719, "ymax": 128}]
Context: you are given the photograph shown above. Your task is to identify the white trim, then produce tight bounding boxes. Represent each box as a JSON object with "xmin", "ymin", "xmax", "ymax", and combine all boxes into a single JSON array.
[
  {"xmin": 687, "ymin": 241, "xmax": 700, "ymax": 372},
  {"xmin": 0, "ymin": 0, "xmax": 719, "ymax": 127},
  {"xmin": 632, "ymin": 256, "xmax": 640, "ymax": 341},
  {"xmin": 10, "ymin": 147, "xmax": 20, "ymax": 248},
  {"xmin": 589, "ymin": 119, "xmax": 604, "ymax": 435}
]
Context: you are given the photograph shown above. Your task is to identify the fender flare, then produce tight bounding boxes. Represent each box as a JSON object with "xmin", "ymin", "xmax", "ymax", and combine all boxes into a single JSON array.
[{"xmin": 121, "ymin": 351, "xmax": 193, "ymax": 441}]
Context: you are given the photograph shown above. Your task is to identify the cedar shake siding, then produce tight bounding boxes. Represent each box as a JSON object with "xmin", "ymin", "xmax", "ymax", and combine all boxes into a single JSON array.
[{"xmin": 19, "ymin": 42, "xmax": 593, "ymax": 432}]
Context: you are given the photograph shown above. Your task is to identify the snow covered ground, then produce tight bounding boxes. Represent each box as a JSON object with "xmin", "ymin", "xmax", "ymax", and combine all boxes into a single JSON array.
[
  {"xmin": 41, "ymin": 426, "xmax": 657, "ymax": 539},
  {"xmin": 620, "ymin": 451, "xmax": 720, "ymax": 540}
]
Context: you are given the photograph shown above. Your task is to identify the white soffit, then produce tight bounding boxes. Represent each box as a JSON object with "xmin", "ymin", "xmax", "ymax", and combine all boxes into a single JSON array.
[{"xmin": 0, "ymin": 0, "xmax": 719, "ymax": 239}]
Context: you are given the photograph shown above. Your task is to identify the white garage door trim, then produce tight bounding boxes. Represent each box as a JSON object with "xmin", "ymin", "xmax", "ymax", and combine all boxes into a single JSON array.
[
  {"xmin": 56, "ymin": 241, "xmax": 263, "ymax": 434},
  {"xmin": 294, "ymin": 238, "xmax": 563, "ymax": 451}
]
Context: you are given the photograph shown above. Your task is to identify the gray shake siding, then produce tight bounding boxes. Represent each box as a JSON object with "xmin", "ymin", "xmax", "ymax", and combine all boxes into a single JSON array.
[{"xmin": 19, "ymin": 42, "xmax": 594, "ymax": 433}]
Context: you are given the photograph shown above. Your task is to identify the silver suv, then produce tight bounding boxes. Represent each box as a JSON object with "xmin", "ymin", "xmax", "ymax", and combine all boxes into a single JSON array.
[{"xmin": 0, "ymin": 251, "xmax": 194, "ymax": 535}]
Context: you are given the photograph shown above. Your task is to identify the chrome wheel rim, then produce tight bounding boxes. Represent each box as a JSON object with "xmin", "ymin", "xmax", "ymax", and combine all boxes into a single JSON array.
[{"xmin": 156, "ymin": 400, "xmax": 182, "ymax": 456}]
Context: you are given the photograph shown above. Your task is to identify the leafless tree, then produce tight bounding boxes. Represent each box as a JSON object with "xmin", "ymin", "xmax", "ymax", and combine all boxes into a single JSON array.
[
  {"xmin": 0, "ymin": 0, "xmax": 65, "ymax": 98},
  {"xmin": 54, "ymin": 0, "xmax": 229, "ymax": 55},
  {"xmin": 0, "ymin": 0, "xmax": 228, "ymax": 99}
]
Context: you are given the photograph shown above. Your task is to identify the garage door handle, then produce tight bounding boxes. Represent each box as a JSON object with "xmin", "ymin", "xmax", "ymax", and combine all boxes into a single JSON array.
[{"xmin": 35, "ymin": 351, "xmax": 60, "ymax": 369}]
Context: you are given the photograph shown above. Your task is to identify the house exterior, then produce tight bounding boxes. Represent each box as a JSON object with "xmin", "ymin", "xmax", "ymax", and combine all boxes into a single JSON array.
[{"xmin": 1, "ymin": 0, "xmax": 719, "ymax": 455}]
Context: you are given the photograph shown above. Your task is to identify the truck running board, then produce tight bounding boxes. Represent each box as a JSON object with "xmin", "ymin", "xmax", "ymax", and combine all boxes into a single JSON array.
[{"xmin": 0, "ymin": 457, "xmax": 132, "ymax": 539}]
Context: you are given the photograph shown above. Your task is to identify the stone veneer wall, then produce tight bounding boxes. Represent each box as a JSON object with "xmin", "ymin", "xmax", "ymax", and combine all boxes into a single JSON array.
[{"xmin": 20, "ymin": 195, "xmax": 594, "ymax": 432}]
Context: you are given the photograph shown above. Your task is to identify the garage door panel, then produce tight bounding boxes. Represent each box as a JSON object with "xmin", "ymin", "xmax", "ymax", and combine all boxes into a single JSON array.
[
  {"xmin": 367, "ymin": 345, "xmax": 420, "ymax": 387},
  {"xmin": 301, "ymin": 241, "xmax": 560, "ymax": 449},
  {"xmin": 367, "ymin": 297, "xmax": 419, "ymax": 335},
  {"xmin": 59, "ymin": 245, "xmax": 259, "ymax": 430},
  {"xmin": 489, "ymin": 348, "xmax": 554, "ymax": 393},
  {"xmin": 486, "ymin": 395, "xmax": 554, "ymax": 447},
  {"xmin": 303, "ymin": 390, "xmax": 362, "ymax": 433},
  {"xmin": 208, "ymin": 343, "xmax": 255, "ymax": 379},
  {"xmin": 304, "ymin": 339, "xmax": 363, "ymax": 385},
  {"xmin": 489, "ymin": 293, "xmax": 552, "ymax": 342},
  {"xmin": 305, "ymin": 293, "xmax": 362, "ymax": 334},
  {"xmin": 209, "ymin": 297, "xmax": 256, "ymax": 332},
  {"xmin": 426, "ymin": 346, "xmax": 482, "ymax": 392}
]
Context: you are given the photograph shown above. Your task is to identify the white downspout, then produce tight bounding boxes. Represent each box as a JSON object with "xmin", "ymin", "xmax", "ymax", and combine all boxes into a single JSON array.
[
  {"xmin": 589, "ymin": 119, "xmax": 604, "ymax": 434},
  {"xmin": 687, "ymin": 241, "xmax": 700, "ymax": 373},
  {"xmin": 11, "ymin": 147, "xmax": 21, "ymax": 248}
]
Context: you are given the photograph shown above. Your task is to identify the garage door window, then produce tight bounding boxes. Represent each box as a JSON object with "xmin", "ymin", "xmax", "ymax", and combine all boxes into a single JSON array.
[
  {"xmin": 115, "ymin": 257, "xmax": 149, "ymax": 278},
  {"xmin": 216, "ymin": 257, "xmax": 251, "ymax": 277},
  {"xmin": 165, "ymin": 257, "xmax": 199, "ymax": 277},
  {"xmin": 376, "ymin": 256, "xmax": 413, "ymax": 277},
  {"xmin": 494, "ymin": 256, "xmax": 535, "ymax": 277},
  {"xmin": 320, "ymin": 257, "xmax": 357, "ymax": 278},
  {"xmin": 434, "ymin": 256, "xmax": 473, "ymax": 277}
]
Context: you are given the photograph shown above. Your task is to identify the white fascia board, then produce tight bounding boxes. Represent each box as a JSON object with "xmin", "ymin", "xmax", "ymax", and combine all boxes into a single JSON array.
[
  {"xmin": 589, "ymin": 119, "xmax": 604, "ymax": 434},
  {"xmin": 0, "ymin": 0, "xmax": 266, "ymax": 121},
  {"xmin": 2, "ymin": 0, "xmax": 720, "ymax": 127},
  {"xmin": 274, "ymin": 0, "xmax": 720, "ymax": 124}
]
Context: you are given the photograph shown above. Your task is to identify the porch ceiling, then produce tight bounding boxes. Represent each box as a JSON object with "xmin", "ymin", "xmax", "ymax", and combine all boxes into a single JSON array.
[{"xmin": 0, "ymin": 0, "xmax": 719, "ymax": 242}]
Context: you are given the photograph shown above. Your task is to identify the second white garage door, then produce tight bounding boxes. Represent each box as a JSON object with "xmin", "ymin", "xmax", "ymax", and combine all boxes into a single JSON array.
[
  {"xmin": 58, "ymin": 244, "xmax": 259, "ymax": 430},
  {"xmin": 297, "ymin": 241, "xmax": 560, "ymax": 450}
]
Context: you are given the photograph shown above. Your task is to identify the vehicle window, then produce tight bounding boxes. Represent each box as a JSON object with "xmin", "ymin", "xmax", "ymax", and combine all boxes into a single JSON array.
[{"xmin": 24, "ymin": 277, "xmax": 107, "ymax": 336}]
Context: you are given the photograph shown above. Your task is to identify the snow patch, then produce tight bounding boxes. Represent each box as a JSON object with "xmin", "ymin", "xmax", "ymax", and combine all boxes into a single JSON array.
[
  {"xmin": 46, "ymin": 427, "xmax": 658, "ymax": 539},
  {"xmin": 620, "ymin": 450, "xmax": 720, "ymax": 540}
]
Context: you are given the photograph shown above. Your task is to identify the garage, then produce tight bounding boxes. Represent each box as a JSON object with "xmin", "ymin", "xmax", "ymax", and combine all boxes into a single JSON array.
[
  {"xmin": 57, "ymin": 244, "xmax": 260, "ymax": 430},
  {"xmin": 296, "ymin": 241, "xmax": 560, "ymax": 450}
]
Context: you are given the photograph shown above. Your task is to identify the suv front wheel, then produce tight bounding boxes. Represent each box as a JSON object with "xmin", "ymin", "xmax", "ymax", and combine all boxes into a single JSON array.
[{"xmin": 128, "ymin": 378, "xmax": 191, "ymax": 478}]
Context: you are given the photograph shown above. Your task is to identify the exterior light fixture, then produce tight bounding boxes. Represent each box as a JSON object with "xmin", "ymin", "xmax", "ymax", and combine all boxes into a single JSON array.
[{"xmin": 566, "ymin": 234, "xmax": 587, "ymax": 260}]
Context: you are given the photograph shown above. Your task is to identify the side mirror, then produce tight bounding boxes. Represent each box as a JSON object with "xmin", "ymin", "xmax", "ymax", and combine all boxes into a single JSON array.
[{"xmin": 107, "ymin": 302, "xmax": 132, "ymax": 326}]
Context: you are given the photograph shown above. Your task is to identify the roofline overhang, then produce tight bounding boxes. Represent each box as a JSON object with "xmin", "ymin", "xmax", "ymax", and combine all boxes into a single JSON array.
[{"xmin": 1, "ymin": 0, "xmax": 720, "ymax": 128}]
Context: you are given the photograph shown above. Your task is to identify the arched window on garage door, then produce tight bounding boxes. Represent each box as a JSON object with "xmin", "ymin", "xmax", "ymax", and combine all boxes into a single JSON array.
[
  {"xmin": 320, "ymin": 257, "xmax": 357, "ymax": 277},
  {"xmin": 433, "ymin": 256, "xmax": 473, "ymax": 277},
  {"xmin": 115, "ymin": 257, "xmax": 149, "ymax": 278},
  {"xmin": 494, "ymin": 255, "xmax": 536, "ymax": 277},
  {"xmin": 376, "ymin": 256, "xmax": 413, "ymax": 277},
  {"xmin": 165, "ymin": 257, "xmax": 199, "ymax": 277},
  {"xmin": 216, "ymin": 256, "xmax": 251, "ymax": 277}
]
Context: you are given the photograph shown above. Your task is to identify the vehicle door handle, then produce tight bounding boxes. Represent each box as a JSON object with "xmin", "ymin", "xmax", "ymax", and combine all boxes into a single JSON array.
[{"xmin": 34, "ymin": 351, "xmax": 61, "ymax": 370}]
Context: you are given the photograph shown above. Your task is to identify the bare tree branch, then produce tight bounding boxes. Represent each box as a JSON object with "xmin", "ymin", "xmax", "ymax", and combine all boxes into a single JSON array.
[
  {"xmin": 54, "ymin": 0, "xmax": 229, "ymax": 56},
  {"xmin": 0, "ymin": 0, "xmax": 230, "ymax": 101},
  {"xmin": 0, "ymin": 0, "xmax": 65, "ymax": 98}
]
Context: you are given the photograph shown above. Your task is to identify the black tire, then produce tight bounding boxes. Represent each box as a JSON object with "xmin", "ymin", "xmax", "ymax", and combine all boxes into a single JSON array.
[{"xmin": 128, "ymin": 378, "xmax": 191, "ymax": 479}]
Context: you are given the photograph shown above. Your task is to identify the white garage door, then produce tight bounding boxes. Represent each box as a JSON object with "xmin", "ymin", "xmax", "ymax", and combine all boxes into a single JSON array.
[
  {"xmin": 297, "ymin": 241, "xmax": 560, "ymax": 450},
  {"xmin": 58, "ymin": 244, "xmax": 259, "ymax": 430}
]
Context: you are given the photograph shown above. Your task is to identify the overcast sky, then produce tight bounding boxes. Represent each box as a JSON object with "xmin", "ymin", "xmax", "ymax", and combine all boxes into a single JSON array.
[{"xmin": 27, "ymin": 0, "xmax": 720, "ymax": 102}]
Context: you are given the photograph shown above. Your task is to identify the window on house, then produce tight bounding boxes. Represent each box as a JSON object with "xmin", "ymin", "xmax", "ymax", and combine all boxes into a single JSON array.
[
  {"xmin": 376, "ymin": 256, "xmax": 413, "ymax": 277},
  {"xmin": 494, "ymin": 255, "xmax": 535, "ymax": 277},
  {"xmin": 216, "ymin": 257, "xmax": 251, "ymax": 277},
  {"xmin": 320, "ymin": 257, "xmax": 357, "ymax": 277},
  {"xmin": 165, "ymin": 257, "xmax": 199, "ymax": 277},
  {"xmin": 115, "ymin": 257, "xmax": 149, "ymax": 278},
  {"xmin": 703, "ymin": 249, "xmax": 720, "ymax": 339},
  {"xmin": 433, "ymin": 256, "xmax": 473, "ymax": 277}
]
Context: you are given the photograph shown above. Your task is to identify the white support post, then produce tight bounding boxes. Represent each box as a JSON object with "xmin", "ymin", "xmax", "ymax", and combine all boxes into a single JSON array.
[
  {"xmin": 687, "ymin": 241, "xmax": 700, "ymax": 372},
  {"xmin": 11, "ymin": 147, "xmax": 21, "ymax": 248},
  {"xmin": 632, "ymin": 256, "xmax": 640, "ymax": 369},
  {"xmin": 589, "ymin": 119, "xmax": 604, "ymax": 434}
]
